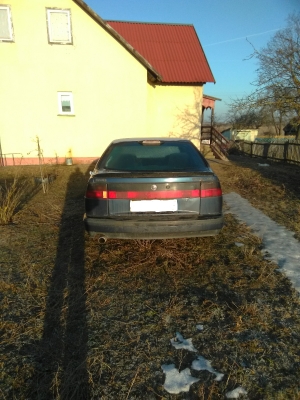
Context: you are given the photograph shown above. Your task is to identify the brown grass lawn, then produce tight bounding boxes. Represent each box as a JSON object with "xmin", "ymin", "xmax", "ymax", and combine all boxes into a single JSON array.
[{"xmin": 0, "ymin": 156, "xmax": 300, "ymax": 399}]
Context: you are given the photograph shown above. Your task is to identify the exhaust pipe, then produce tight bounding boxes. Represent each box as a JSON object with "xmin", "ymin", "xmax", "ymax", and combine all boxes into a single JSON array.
[{"xmin": 98, "ymin": 236, "xmax": 107, "ymax": 244}]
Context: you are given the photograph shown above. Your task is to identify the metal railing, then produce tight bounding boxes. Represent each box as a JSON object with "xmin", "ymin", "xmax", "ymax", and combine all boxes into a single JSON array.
[{"xmin": 0, "ymin": 153, "xmax": 23, "ymax": 167}]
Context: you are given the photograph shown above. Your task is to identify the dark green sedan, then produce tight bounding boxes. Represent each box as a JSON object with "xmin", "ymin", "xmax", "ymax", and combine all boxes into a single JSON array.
[{"xmin": 84, "ymin": 138, "xmax": 223, "ymax": 241}]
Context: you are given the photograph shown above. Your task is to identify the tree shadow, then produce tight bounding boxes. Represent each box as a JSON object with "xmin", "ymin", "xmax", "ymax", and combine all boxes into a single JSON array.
[
  {"xmin": 28, "ymin": 166, "xmax": 92, "ymax": 399},
  {"xmin": 226, "ymin": 154, "xmax": 300, "ymax": 199}
]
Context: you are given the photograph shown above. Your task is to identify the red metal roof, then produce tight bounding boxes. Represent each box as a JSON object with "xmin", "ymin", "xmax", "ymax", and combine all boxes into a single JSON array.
[{"xmin": 107, "ymin": 21, "xmax": 215, "ymax": 84}]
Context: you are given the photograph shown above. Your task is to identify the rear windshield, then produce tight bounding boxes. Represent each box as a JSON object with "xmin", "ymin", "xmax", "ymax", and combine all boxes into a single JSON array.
[{"xmin": 97, "ymin": 140, "xmax": 210, "ymax": 172}]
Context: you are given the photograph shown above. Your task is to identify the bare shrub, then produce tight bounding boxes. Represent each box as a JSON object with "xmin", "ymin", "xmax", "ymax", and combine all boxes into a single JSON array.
[{"xmin": 0, "ymin": 177, "xmax": 29, "ymax": 224}]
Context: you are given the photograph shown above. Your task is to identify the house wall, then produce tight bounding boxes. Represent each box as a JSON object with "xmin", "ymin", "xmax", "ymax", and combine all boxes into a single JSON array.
[
  {"xmin": 0, "ymin": 0, "xmax": 148, "ymax": 165},
  {"xmin": 232, "ymin": 130, "xmax": 258, "ymax": 141},
  {"xmin": 222, "ymin": 129, "xmax": 258, "ymax": 142},
  {"xmin": 147, "ymin": 85, "xmax": 203, "ymax": 147}
]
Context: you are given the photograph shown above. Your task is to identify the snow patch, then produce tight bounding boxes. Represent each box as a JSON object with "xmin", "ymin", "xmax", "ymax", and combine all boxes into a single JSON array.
[
  {"xmin": 224, "ymin": 192, "xmax": 300, "ymax": 292},
  {"xmin": 192, "ymin": 356, "xmax": 224, "ymax": 381},
  {"xmin": 225, "ymin": 386, "xmax": 247, "ymax": 398},
  {"xmin": 161, "ymin": 364, "xmax": 199, "ymax": 394},
  {"xmin": 162, "ymin": 331, "xmax": 224, "ymax": 394},
  {"xmin": 170, "ymin": 332, "xmax": 198, "ymax": 352}
]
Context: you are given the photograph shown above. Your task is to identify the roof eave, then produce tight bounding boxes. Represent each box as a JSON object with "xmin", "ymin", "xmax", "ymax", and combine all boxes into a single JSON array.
[
  {"xmin": 72, "ymin": 0, "xmax": 163, "ymax": 82},
  {"xmin": 192, "ymin": 26, "xmax": 216, "ymax": 84},
  {"xmin": 204, "ymin": 94, "xmax": 222, "ymax": 101},
  {"xmin": 156, "ymin": 81, "xmax": 213, "ymax": 86}
]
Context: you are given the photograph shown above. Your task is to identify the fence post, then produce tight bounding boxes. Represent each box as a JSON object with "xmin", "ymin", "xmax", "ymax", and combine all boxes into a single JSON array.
[{"xmin": 283, "ymin": 140, "xmax": 289, "ymax": 163}]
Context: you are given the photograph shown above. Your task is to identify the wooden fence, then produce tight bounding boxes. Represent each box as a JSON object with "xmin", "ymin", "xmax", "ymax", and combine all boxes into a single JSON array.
[{"xmin": 237, "ymin": 140, "xmax": 300, "ymax": 165}]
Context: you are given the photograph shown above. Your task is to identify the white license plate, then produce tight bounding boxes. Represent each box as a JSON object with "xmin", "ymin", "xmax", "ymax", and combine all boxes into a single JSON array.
[{"xmin": 130, "ymin": 199, "xmax": 178, "ymax": 212}]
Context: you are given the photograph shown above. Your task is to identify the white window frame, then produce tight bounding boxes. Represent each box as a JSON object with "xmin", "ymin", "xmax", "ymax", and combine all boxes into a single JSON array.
[
  {"xmin": 0, "ymin": 5, "xmax": 14, "ymax": 42},
  {"xmin": 57, "ymin": 92, "xmax": 75, "ymax": 115},
  {"xmin": 46, "ymin": 8, "xmax": 72, "ymax": 44}
]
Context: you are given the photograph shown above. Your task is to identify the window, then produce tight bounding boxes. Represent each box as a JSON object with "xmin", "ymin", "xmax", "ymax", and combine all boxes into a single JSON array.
[
  {"xmin": 100, "ymin": 141, "xmax": 209, "ymax": 172},
  {"xmin": 46, "ymin": 8, "xmax": 72, "ymax": 44},
  {"xmin": 0, "ymin": 5, "xmax": 14, "ymax": 42},
  {"xmin": 57, "ymin": 92, "xmax": 75, "ymax": 115}
]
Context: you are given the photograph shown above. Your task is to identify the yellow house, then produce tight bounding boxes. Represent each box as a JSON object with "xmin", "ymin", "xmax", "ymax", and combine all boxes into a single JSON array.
[{"xmin": 0, "ymin": 0, "xmax": 215, "ymax": 165}]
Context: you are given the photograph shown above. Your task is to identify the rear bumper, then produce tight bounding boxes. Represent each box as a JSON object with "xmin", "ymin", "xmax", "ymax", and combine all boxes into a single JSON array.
[{"xmin": 83, "ymin": 214, "xmax": 223, "ymax": 239}]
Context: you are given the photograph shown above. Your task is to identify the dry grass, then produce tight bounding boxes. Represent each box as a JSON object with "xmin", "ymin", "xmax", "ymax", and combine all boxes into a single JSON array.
[
  {"xmin": 0, "ymin": 158, "xmax": 300, "ymax": 399},
  {"xmin": 0, "ymin": 177, "xmax": 31, "ymax": 224},
  {"xmin": 211, "ymin": 155, "xmax": 300, "ymax": 240}
]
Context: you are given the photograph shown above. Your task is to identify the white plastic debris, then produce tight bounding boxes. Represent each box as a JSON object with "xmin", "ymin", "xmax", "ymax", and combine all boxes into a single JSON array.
[
  {"xmin": 192, "ymin": 356, "xmax": 224, "ymax": 381},
  {"xmin": 170, "ymin": 332, "xmax": 198, "ymax": 352},
  {"xmin": 161, "ymin": 364, "xmax": 199, "ymax": 394},
  {"xmin": 225, "ymin": 386, "xmax": 247, "ymax": 398},
  {"xmin": 258, "ymin": 163, "xmax": 270, "ymax": 167},
  {"xmin": 196, "ymin": 324, "xmax": 204, "ymax": 331}
]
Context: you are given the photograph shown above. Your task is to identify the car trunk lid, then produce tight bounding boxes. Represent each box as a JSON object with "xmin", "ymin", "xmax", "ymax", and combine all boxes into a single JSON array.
[{"xmin": 85, "ymin": 173, "xmax": 222, "ymax": 218}]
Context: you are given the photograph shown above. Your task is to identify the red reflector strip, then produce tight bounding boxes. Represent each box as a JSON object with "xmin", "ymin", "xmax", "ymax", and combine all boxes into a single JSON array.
[
  {"xmin": 107, "ymin": 190, "xmax": 200, "ymax": 199},
  {"xmin": 86, "ymin": 188, "xmax": 222, "ymax": 199}
]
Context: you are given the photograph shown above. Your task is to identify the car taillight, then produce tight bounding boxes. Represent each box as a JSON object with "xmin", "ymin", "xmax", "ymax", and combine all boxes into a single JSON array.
[
  {"xmin": 85, "ymin": 183, "xmax": 108, "ymax": 199},
  {"xmin": 200, "ymin": 181, "xmax": 222, "ymax": 198},
  {"xmin": 200, "ymin": 188, "xmax": 222, "ymax": 198}
]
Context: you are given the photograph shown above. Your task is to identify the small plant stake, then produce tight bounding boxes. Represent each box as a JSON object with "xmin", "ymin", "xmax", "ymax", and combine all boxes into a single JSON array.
[
  {"xmin": 36, "ymin": 136, "xmax": 47, "ymax": 193},
  {"xmin": 28, "ymin": 136, "xmax": 47, "ymax": 193}
]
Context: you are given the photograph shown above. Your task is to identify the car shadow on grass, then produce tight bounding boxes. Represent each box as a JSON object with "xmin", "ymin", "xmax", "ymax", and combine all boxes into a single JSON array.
[{"xmin": 28, "ymin": 166, "xmax": 91, "ymax": 399}]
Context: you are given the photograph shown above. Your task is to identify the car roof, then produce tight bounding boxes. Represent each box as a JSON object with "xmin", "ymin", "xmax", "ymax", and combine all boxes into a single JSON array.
[{"xmin": 110, "ymin": 138, "xmax": 191, "ymax": 144}]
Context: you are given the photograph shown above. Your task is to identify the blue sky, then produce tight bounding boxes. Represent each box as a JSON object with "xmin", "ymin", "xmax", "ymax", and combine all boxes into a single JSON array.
[{"xmin": 85, "ymin": 0, "xmax": 300, "ymax": 120}]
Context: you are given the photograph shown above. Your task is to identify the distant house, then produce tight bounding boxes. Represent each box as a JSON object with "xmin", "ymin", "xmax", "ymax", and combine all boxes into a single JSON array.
[
  {"xmin": 283, "ymin": 122, "xmax": 300, "ymax": 137},
  {"xmin": 0, "ymin": 0, "xmax": 215, "ymax": 165},
  {"xmin": 222, "ymin": 128, "xmax": 258, "ymax": 142}
]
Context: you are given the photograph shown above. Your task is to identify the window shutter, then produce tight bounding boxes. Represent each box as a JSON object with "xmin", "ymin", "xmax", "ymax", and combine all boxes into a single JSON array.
[
  {"xmin": 0, "ymin": 8, "xmax": 11, "ymax": 40},
  {"xmin": 49, "ymin": 11, "xmax": 70, "ymax": 42}
]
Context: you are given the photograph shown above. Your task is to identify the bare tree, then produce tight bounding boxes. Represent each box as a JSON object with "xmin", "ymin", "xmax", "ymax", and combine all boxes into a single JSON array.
[
  {"xmin": 226, "ymin": 106, "xmax": 266, "ymax": 129},
  {"xmin": 227, "ymin": 12, "xmax": 300, "ymax": 138}
]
